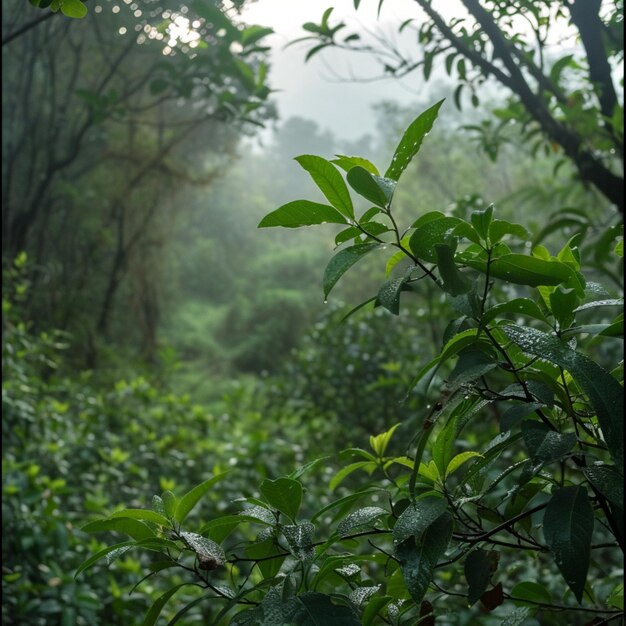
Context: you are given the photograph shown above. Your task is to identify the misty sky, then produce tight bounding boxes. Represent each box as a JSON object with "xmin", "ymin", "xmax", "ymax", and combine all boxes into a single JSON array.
[{"xmin": 240, "ymin": 0, "xmax": 436, "ymax": 140}]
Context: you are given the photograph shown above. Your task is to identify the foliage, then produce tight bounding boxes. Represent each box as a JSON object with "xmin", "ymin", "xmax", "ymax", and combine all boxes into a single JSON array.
[
  {"xmin": 77, "ymin": 103, "xmax": 624, "ymax": 624},
  {"xmin": 293, "ymin": 0, "xmax": 624, "ymax": 212},
  {"xmin": 2, "ymin": 258, "xmax": 334, "ymax": 625},
  {"xmin": 2, "ymin": 0, "xmax": 274, "ymax": 363}
]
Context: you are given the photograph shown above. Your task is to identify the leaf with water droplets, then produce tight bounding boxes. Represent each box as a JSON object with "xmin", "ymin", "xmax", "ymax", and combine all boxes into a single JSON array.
[
  {"xmin": 543, "ymin": 486, "xmax": 594, "ymax": 604},
  {"xmin": 385, "ymin": 100, "xmax": 444, "ymax": 182},
  {"xmin": 261, "ymin": 477, "xmax": 303, "ymax": 521},
  {"xmin": 323, "ymin": 243, "xmax": 381, "ymax": 299},
  {"xmin": 295, "ymin": 155, "xmax": 355, "ymax": 219},
  {"xmin": 395, "ymin": 512, "xmax": 452, "ymax": 604},
  {"xmin": 393, "ymin": 497, "xmax": 448, "ymax": 545},
  {"xmin": 337, "ymin": 507, "xmax": 389, "ymax": 537},
  {"xmin": 282, "ymin": 522, "xmax": 316, "ymax": 561},
  {"xmin": 295, "ymin": 592, "xmax": 361, "ymax": 625},
  {"xmin": 521, "ymin": 421, "xmax": 576, "ymax": 464},
  {"xmin": 584, "ymin": 465, "xmax": 624, "ymax": 509},
  {"xmin": 332, "ymin": 154, "xmax": 380, "ymax": 176},
  {"xmin": 409, "ymin": 217, "xmax": 462, "ymax": 262},
  {"xmin": 349, "ymin": 585, "xmax": 381, "ymax": 609},
  {"xmin": 259, "ymin": 200, "xmax": 348, "ymax": 228},
  {"xmin": 503, "ymin": 325, "xmax": 623, "ymax": 468},
  {"xmin": 181, "ymin": 532, "xmax": 226, "ymax": 568},
  {"xmin": 376, "ymin": 276, "xmax": 410, "ymax": 315},
  {"xmin": 347, "ymin": 166, "xmax": 396, "ymax": 208}
]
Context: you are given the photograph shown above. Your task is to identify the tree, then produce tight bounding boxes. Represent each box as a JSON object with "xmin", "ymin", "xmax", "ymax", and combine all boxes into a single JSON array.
[
  {"xmin": 293, "ymin": 0, "xmax": 624, "ymax": 213},
  {"xmin": 77, "ymin": 102, "xmax": 624, "ymax": 625},
  {"xmin": 2, "ymin": 0, "xmax": 273, "ymax": 361}
]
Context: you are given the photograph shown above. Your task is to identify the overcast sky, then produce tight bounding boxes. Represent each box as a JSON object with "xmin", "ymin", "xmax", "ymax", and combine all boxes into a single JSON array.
[{"xmin": 239, "ymin": 0, "xmax": 433, "ymax": 140}]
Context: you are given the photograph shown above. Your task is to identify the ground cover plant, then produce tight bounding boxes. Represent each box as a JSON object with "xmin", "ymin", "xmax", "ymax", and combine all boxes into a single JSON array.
[{"xmin": 76, "ymin": 102, "xmax": 624, "ymax": 625}]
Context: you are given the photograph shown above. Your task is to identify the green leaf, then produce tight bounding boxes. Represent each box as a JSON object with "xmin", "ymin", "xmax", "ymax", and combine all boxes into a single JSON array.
[
  {"xmin": 376, "ymin": 276, "xmax": 410, "ymax": 315},
  {"xmin": 481, "ymin": 298, "xmax": 547, "ymax": 328},
  {"xmin": 60, "ymin": 0, "xmax": 87, "ymax": 18},
  {"xmin": 260, "ymin": 477, "xmax": 303, "ymax": 521},
  {"xmin": 435, "ymin": 243, "xmax": 473, "ymax": 296},
  {"xmin": 75, "ymin": 541, "xmax": 135, "ymax": 578},
  {"xmin": 489, "ymin": 220, "xmax": 530, "ymax": 244},
  {"xmin": 162, "ymin": 491, "xmax": 177, "ymax": 518},
  {"xmin": 503, "ymin": 325, "xmax": 624, "ymax": 467},
  {"xmin": 521, "ymin": 421, "xmax": 576, "ymax": 464},
  {"xmin": 337, "ymin": 507, "xmax": 389, "ymax": 537},
  {"xmin": 81, "ymin": 518, "xmax": 155, "ymax": 541},
  {"xmin": 574, "ymin": 299, "xmax": 623, "ymax": 313},
  {"xmin": 584, "ymin": 465, "xmax": 624, "ymax": 509},
  {"xmin": 369, "ymin": 424, "xmax": 401, "ymax": 457},
  {"xmin": 500, "ymin": 607, "xmax": 533, "ymax": 625},
  {"xmin": 500, "ymin": 403, "xmax": 544, "ymax": 433},
  {"xmin": 543, "ymin": 486, "xmax": 594, "ymax": 603},
  {"xmin": 464, "ymin": 549, "xmax": 491, "ymax": 605},
  {"xmin": 464, "ymin": 254, "xmax": 578, "ymax": 289},
  {"xmin": 295, "ymin": 155, "xmax": 354, "ymax": 218},
  {"xmin": 175, "ymin": 472, "xmax": 229, "ymax": 523},
  {"xmin": 395, "ymin": 512, "xmax": 452, "ymax": 604},
  {"xmin": 446, "ymin": 451, "xmax": 482, "ymax": 477},
  {"xmin": 110, "ymin": 509, "xmax": 170, "ymax": 527},
  {"xmin": 510, "ymin": 581, "xmax": 552, "ymax": 607},
  {"xmin": 335, "ymin": 222, "xmax": 389, "ymax": 246},
  {"xmin": 409, "ymin": 217, "xmax": 462, "ymax": 262},
  {"xmin": 75, "ymin": 538, "xmax": 177, "ymax": 578},
  {"xmin": 332, "ymin": 155, "xmax": 380, "ymax": 176},
  {"xmin": 282, "ymin": 522, "xmax": 315, "ymax": 561},
  {"xmin": 329, "ymin": 461, "xmax": 376, "ymax": 491},
  {"xmin": 295, "ymin": 592, "xmax": 360, "ymax": 625},
  {"xmin": 347, "ymin": 167, "xmax": 396, "ymax": 208},
  {"xmin": 323, "ymin": 243, "xmax": 380, "ymax": 299},
  {"xmin": 259, "ymin": 200, "xmax": 348, "ymax": 229},
  {"xmin": 246, "ymin": 538, "xmax": 286, "ymax": 579},
  {"xmin": 470, "ymin": 205, "xmax": 494, "ymax": 240},
  {"xmin": 550, "ymin": 286, "xmax": 579, "ymax": 329},
  {"xmin": 392, "ymin": 497, "xmax": 448, "ymax": 545},
  {"xmin": 143, "ymin": 583, "xmax": 190, "ymax": 626},
  {"xmin": 385, "ymin": 100, "xmax": 444, "ymax": 181}
]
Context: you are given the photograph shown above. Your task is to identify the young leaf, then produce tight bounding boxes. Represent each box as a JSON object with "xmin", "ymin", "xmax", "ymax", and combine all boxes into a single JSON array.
[
  {"xmin": 543, "ymin": 486, "xmax": 594, "ymax": 604},
  {"xmin": 385, "ymin": 100, "xmax": 444, "ymax": 181},
  {"xmin": 323, "ymin": 243, "xmax": 380, "ymax": 299},
  {"xmin": 174, "ymin": 472, "xmax": 229, "ymax": 524},
  {"xmin": 470, "ymin": 205, "xmax": 494, "ymax": 241},
  {"xmin": 260, "ymin": 477, "xmax": 303, "ymax": 521},
  {"xmin": 445, "ymin": 451, "xmax": 482, "ymax": 477},
  {"xmin": 347, "ymin": 167, "xmax": 396, "ymax": 208},
  {"xmin": 329, "ymin": 461, "xmax": 377, "ymax": 491},
  {"xmin": 489, "ymin": 220, "xmax": 530, "ymax": 243},
  {"xmin": 162, "ymin": 491, "xmax": 178, "ymax": 518},
  {"xmin": 295, "ymin": 155, "xmax": 354, "ymax": 218},
  {"xmin": 259, "ymin": 200, "xmax": 348, "ymax": 228}
]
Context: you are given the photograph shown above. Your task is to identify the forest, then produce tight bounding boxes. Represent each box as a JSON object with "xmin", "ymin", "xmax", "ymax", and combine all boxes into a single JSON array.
[{"xmin": 2, "ymin": 0, "xmax": 624, "ymax": 624}]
